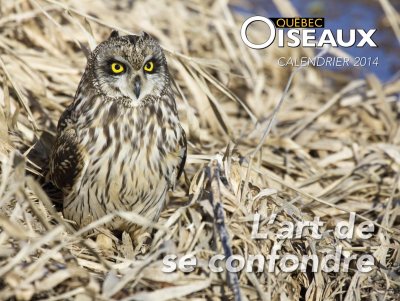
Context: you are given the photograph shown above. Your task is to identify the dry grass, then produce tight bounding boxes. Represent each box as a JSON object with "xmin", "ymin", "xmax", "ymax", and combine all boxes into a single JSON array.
[{"xmin": 0, "ymin": 0, "xmax": 399, "ymax": 300}]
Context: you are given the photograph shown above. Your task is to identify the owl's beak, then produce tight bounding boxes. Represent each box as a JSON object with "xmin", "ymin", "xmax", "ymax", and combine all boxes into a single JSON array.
[{"xmin": 134, "ymin": 77, "xmax": 141, "ymax": 98}]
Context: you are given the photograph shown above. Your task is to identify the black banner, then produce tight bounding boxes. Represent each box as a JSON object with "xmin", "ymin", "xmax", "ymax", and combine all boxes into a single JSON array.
[{"xmin": 269, "ymin": 18, "xmax": 325, "ymax": 28}]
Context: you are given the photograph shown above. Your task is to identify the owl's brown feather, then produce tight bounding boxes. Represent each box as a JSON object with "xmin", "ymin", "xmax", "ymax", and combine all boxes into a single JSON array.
[
  {"xmin": 49, "ymin": 104, "xmax": 85, "ymax": 192},
  {"xmin": 50, "ymin": 128, "xmax": 83, "ymax": 192}
]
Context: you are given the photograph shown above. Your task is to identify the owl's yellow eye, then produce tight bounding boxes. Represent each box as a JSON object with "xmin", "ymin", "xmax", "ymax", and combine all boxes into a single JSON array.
[
  {"xmin": 111, "ymin": 62, "xmax": 125, "ymax": 74},
  {"xmin": 143, "ymin": 61, "xmax": 154, "ymax": 72}
]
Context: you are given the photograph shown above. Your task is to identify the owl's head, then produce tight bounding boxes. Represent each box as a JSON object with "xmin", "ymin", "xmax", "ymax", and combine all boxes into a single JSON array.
[{"xmin": 88, "ymin": 31, "xmax": 169, "ymax": 107}]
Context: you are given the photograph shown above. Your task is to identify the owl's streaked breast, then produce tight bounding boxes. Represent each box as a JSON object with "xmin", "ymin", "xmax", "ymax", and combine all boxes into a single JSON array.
[{"xmin": 62, "ymin": 94, "xmax": 182, "ymax": 230}]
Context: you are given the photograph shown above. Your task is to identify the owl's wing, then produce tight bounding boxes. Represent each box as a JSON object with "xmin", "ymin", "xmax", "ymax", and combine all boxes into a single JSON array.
[{"xmin": 49, "ymin": 106, "xmax": 85, "ymax": 193}]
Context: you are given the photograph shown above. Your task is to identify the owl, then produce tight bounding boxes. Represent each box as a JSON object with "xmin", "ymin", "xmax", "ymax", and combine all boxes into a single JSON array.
[{"xmin": 49, "ymin": 31, "xmax": 186, "ymax": 243}]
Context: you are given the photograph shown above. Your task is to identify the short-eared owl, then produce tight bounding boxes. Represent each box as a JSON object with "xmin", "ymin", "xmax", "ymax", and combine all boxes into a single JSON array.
[{"xmin": 49, "ymin": 31, "xmax": 186, "ymax": 240}]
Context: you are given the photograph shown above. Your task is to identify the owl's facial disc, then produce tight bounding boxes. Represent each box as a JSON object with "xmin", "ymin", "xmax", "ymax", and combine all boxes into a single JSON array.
[
  {"xmin": 108, "ymin": 57, "xmax": 164, "ymax": 106},
  {"xmin": 93, "ymin": 34, "xmax": 168, "ymax": 107}
]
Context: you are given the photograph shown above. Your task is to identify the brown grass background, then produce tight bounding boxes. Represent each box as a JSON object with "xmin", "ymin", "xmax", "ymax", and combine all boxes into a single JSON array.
[{"xmin": 0, "ymin": 0, "xmax": 399, "ymax": 300}]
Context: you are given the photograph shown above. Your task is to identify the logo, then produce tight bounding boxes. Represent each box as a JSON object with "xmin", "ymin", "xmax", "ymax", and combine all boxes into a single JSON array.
[{"xmin": 241, "ymin": 16, "xmax": 378, "ymax": 49}]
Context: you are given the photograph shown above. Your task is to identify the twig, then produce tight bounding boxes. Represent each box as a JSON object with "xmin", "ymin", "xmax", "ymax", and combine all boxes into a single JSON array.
[
  {"xmin": 289, "ymin": 80, "xmax": 365, "ymax": 138},
  {"xmin": 207, "ymin": 159, "xmax": 242, "ymax": 301},
  {"xmin": 26, "ymin": 176, "xmax": 113, "ymax": 270},
  {"xmin": 240, "ymin": 47, "xmax": 330, "ymax": 202},
  {"xmin": 0, "ymin": 55, "xmax": 38, "ymax": 132},
  {"xmin": 251, "ymin": 47, "xmax": 331, "ymax": 157},
  {"xmin": 378, "ymin": 0, "xmax": 400, "ymax": 46}
]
